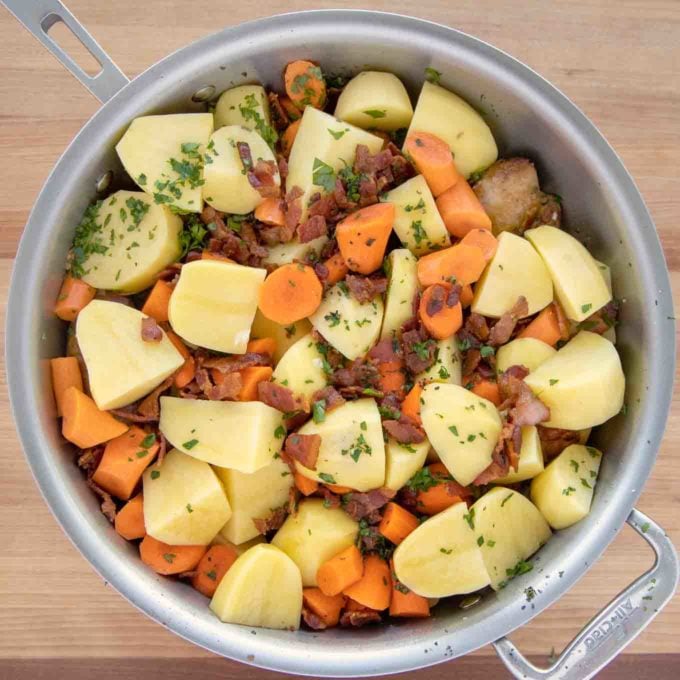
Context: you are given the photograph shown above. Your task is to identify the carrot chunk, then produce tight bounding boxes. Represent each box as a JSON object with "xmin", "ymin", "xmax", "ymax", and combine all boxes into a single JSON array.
[
  {"xmin": 284, "ymin": 60, "xmax": 326, "ymax": 110},
  {"xmin": 404, "ymin": 131, "xmax": 462, "ymax": 197},
  {"xmin": 50, "ymin": 356, "xmax": 83, "ymax": 417},
  {"xmin": 294, "ymin": 472, "xmax": 319, "ymax": 496},
  {"xmin": 519, "ymin": 303, "xmax": 563, "ymax": 347},
  {"xmin": 417, "ymin": 243, "xmax": 487, "ymax": 287},
  {"xmin": 317, "ymin": 545, "xmax": 364, "ymax": 597},
  {"xmin": 238, "ymin": 366, "xmax": 273, "ymax": 401},
  {"xmin": 54, "ymin": 276, "xmax": 95, "ymax": 321},
  {"xmin": 115, "ymin": 493, "xmax": 146, "ymax": 541},
  {"xmin": 192, "ymin": 544, "xmax": 239, "ymax": 598},
  {"xmin": 460, "ymin": 284, "xmax": 474, "ymax": 308},
  {"xmin": 436, "ymin": 181, "xmax": 492, "ymax": 238},
  {"xmin": 342, "ymin": 554, "xmax": 392, "ymax": 611},
  {"xmin": 139, "ymin": 535, "xmax": 206, "ymax": 576},
  {"xmin": 61, "ymin": 387, "xmax": 128, "ymax": 448},
  {"xmin": 401, "ymin": 383, "xmax": 423, "ymax": 425},
  {"xmin": 415, "ymin": 463, "xmax": 465, "ymax": 516},
  {"xmin": 141, "ymin": 280, "xmax": 173, "ymax": 323},
  {"xmin": 460, "ymin": 228, "xmax": 498, "ymax": 261},
  {"xmin": 281, "ymin": 119, "xmax": 301, "ymax": 158},
  {"xmin": 322, "ymin": 252, "xmax": 349, "ymax": 285},
  {"xmin": 378, "ymin": 503, "xmax": 419, "ymax": 545},
  {"xmin": 419, "ymin": 284, "xmax": 463, "ymax": 339},
  {"xmin": 246, "ymin": 337, "xmax": 277, "ymax": 357},
  {"xmin": 254, "ymin": 197, "xmax": 286, "ymax": 227},
  {"xmin": 336, "ymin": 203, "xmax": 395, "ymax": 275},
  {"xmin": 258, "ymin": 263, "xmax": 323, "ymax": 325},
  {"xmin": 303, "ymin": 588, "xmax": 345, "ymax": 628},
  {"xmin": 325, "ymin": 483, "xmax": 354, "ymax": 495},
  {"xmin": 201, "ymin": 251, "xmax": 233, "ymax": 262},
  {"xmin": 471, "ymin": 379, "xmax": 501, "ymax": 406},
  {"xmin": 165, "ymin": 330, "xmax": 196, "ymax": 388},
  {"xmin": 389, "ymin": 561, "xmax": 430, "ymax": 618}
]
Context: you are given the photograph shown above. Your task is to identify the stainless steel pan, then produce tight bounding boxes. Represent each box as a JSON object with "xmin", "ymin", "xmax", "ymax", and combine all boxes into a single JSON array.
[{"xmin": 3, "ymin": 1, "xmax": 678, "ymax": 677}]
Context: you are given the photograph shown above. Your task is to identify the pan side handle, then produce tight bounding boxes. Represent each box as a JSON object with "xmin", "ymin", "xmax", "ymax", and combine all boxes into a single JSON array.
[{"xmin": 1, "ymin": 0, "xmax": 129, "ymax": 103}]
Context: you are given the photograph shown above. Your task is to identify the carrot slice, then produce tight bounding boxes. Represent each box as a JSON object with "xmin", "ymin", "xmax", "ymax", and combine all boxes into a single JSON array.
[
  {"xmin": 258, "ymin": 263, "xmax": 323, "ymax": 325},
  {"xmin": 419, "ymin": 284, "xmax": 463, "ymax": 340},
  {"xmin": 317, "ymin": 545, "xmax": 364, "ymax": 597},
  {"xmin": 238, "ymin": 366, "xmax": 273, "ymax": 401},
  {"xmin": 401, "ymin": 383, "xmax": 422, "ymax": 425},
  {"xmin": 436, "ymin": 181, "xmax": 492, "ymax": 238},
  {"xmin": 336, "ymin": 203, "xmax": 395, "ymax": 275},
  {"xmin": 54, "ymin": 276, "xmax": 96, "ymax": 322},
  {"xmin": 519, "ymin": 303, "xmax": 563, "ymax": 347},
  {"xmin": 279, "ymin": 96, "xmax": 302, "ymax": 121},
  {"xmin": 294, "ymin": 471, "xmax": 319, "ymax": 496},
  {"xmin": 50, "ymin": 356, "xmax": 83, "ymax": 417},
  {"xmin": 342, "ymin": 554, "xmax": 392, "ymax": 611},
  {"xmin": 246, "ymin": 337, "xmax": 277, "ymax": 357},
  {"xmin": 378, "ymin": 503, "xmax": 419, "ymax": 545},
  {"xmin": 404, "ymin": 131, "xmax": 462, "ymax": 197},
  {"xmin": 303, "ymin": 588, "xmax": 345, "ymax": 628},
  {"xmin": 417, "ymin": 243, "xmax": 487, "ymax": 287},
  {"xmin": 115, "ymin": 493, "xmax": 146, "ymax": 541},
  {"xmin": 460, "ymin": 284, "xmax": 474, "ymax": 308},
  {"xmin": 165, "ymin": 330, "xmax": 196, "ymax": 388},
  {"xmin": 415, "ymin": 463, "xmax": 464, "ymax": 516},
  {"xmin": 471, "ymin": 379, "xmax": 501, "ymax": 406},
  {"xmin": 460, "ymin": 228, "xmax": 498, "ymax": 261},
  {"xmin": 139, "ymin": 536, "xmax": 206, "ymax": 576},
  {"xmin": 378, "ymin": 359, "xmax": 405, "ymax": 397},
  {"xmin": 192, "ymin": 544, "xmax": 239, "ymax": 598},
  {"xmin": 61, "ymin": 387, "xmax": 128, "ymax": 448},
  {"xmin": 255, "ymin": 197, "xmax": 286, "ymax": 227},
  {"xmin": 322, "ymin": 252, "xmax": 349, "ymax": 285},
  {"xmin": 141, "ymin": 280, "xmax": 173, "ymax": 323},
  {"xmin": 284, "ymin": 60, "xmax": 326, "ymax": 110},
  {"xmin": 389, "ymin": 561, "xmax": 430, "ymax": 618},
  {"xmin": 281, "ymin": 119, "xmax": 301, "ymax": 158},
  {"xmin": 325, "ymin": 483, "xmax": 354, "ymax": 495}
]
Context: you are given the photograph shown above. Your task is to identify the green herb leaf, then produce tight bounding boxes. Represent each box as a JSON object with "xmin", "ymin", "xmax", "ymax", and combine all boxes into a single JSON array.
[
  {"xmin": 150, "ymin": 470, "xmax": 160, "ymax": 480},
  {"xmin": 425, "ymin": 67, "xmax": 442, "ymax": 84},
  {"xmin": 312, "ymin": 157, "xmax": 336, "ymax": 193},
  {"xmin": 183, "ymin": 439, "xmax": 199, "ymax": 450},
  {"xmin": 328, "ymin": 128, "xmax": 346, "ymax": 140},
  {"xmin": 141, "ymin": 433, "xmax": 156, "ymax": 448},
  {"xmin": 363, "ymin": 109, "xmax": 387, "ymax": 119},
  {"xmin": 312, "ymin": 400, "xmax": 326, "ymax": 423},
  {"xmin": 581, "ymin": 303, "xmax": 593, "ymax": 314},
  {"xmin": 319, "ymin": 472, "xmax": 336, "ymax": 485}
]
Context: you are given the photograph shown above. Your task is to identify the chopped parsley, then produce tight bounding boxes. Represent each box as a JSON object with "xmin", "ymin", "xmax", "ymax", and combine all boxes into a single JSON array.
[
  {"xmin": 569, "ymin": 459, "xmax": 580, "ymax": 472},
  {"xmin": 581, "ymin": 303, "xmax": 593, "ymax": 314},
  {"xmin": 163, "ymin": 553, "xmax": 176, "ymax": 564},
  {"xmin": 580, "ymin": 477, "xmax": 592, "ymax": 489},
  {"xmin": 318, "ymin": 472, "xmax": 336, "ymax": 485},
  {"xmin": 312, "ymin": 157, "xmax": 336, "ymax": 193},
  {"xmin": 327, "ymin": 128, "xmax": 347, "ymax": 140},
  {"xmin": 179, "ymin": 215, "xmax": 208, "ymax": 257},
  {"xmin": 480, "ymin": 345, "xmax": 495, "ymax": 358},
  {"xmin": 562, "ymin": 486, "xmax": 576, "ymax": 496},
  {"xmin": 363, "ymin": 109, "xmax": 387, "ymax": 118},
  {"xmin": 312, "ymin": 400, "xmax": 326, "ymax": 423},
  {"xmin": 239, "ymin": 93, "xmax": 278, "ymax": 149},
  {"xmin": 440, "ymin": 547, "xmax": 453, "ymax": 555},
  {"xmin": 463, "ymin": 508, "xmax": 475, "ymax": 529},
  {"xmin": 186, "ymin": 503, "xmax": 194, "ymax": 513},
  {"xmin": 438, "ymin": 365, "xmax": 451, "ymax": 380},
  {"xmin": 137, "ymin": 173, "xmax": 147, "ymax": 186},
  {"xmin": 337, "ymin": 164, "xmax": 364, "ymax": 203},
  {"xmin": 405, "ymin": 198, "xmax": 426, "ymax": 212},
  {"xmin": 206, "ymin": 570, "xmax": 217, "ymax": 581},
  {"xmin": 411, "ymin": 220, "xmax": 426, "ymax": 245},
  {"xmin": 183, "ymin": 439, "xmax": 199, "ymax": 450},
  {"xmin": 477, "ymin": 535, "xmax": 484, "ymax": 547},
  {"xmin": 641, "ymin": 522, "xmax": 650, "ymax": 534},
  {"xmin": 341, "ymin": 433, "xmax": 372, "ymax": 462},
  {"xmin": 274, "ymin": 425, "xmax": 286, "ymax": 439},
  {"xmin": 487, "ymin": 539, "xmax": 496, "ymax": 548},
  {"xmin": 67, "ymin": 201, "xmax": 107, "ymax": 278},
  {"xmin": 324, "ymin": 310, "xmax": 341, "ymax": 327},
  {"xmin": 448, "ymin": 425, "xmax": 459, "ymax": 436},
  {"xmin": 425, "ymin": 67, "xmax": 442, "ymax": 84},
  {"xmin": 140, "ymin": 433, "xmax": 156, "ymax": 448},
  {"xmin": 549, "ymin": 378, "xmax": 559, "ymax": 386},
  {"xmin": 405, "ymin": 467, "xmax": 447, "ymax": 493},
  {"xmin": 506, "ymin": 560, "xmax": 533, "ymax": 578},
  {"xmin": 150, "ymin": 470, "xmax": 160, "ymax": 480},
  {"xmin": 501, "ymin": 493, "xmax": 514, "ymax": 507}
]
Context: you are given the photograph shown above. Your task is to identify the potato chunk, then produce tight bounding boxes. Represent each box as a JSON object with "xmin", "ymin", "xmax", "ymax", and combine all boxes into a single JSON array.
[
  {"xmin": 262, "ymin": 235, "xmax": 329, "ymax": 267},
  {"xmin": 214, "ymin": 455, "xmax": 293, "ymax": 545},
  {"xmin": 210, "ymin": 544, "xmax": 303, "ymax": 630},
  {"xmin": 524, "ymin": 331, "xmax": 625, "ymax": 429},
  {"xmin": 405, "ymin": 81, "xmax": 498, "ymax": 178},
  {"xmin": 159, "ymin": 396, "xmax": 283, "ymax": 472},
  {"xmin": 381, "ymin": 248, "xmax": 420, "ymax": 340},
  {"xmin": 472, "ymin": 231, "xmax": 553, "ymax": 318},
  {"xmin": 287, "ymin": 107, "xmax": 383, "ymax": 221},
  {"xmin": 295, "ymin": 399, "xmax": 385, "ymax": 492},
  {"xmin": 531, "ymin": 444, "xmax": 602, "ymax": 529},
  {"xmin": 416, "ymin": 335, "xmax": 462, "ymax": 385},
  {"xmin": 383, "ymin": 175, "xmax": 450, "ymax": 255},
  {"xmin": 525, "ymin": 226, "xmax": 611, "ymax": 322},
  {"xmin": 493, "ymin": 426, "xmax": 544, "ymax": 484},
  {"xmin": 168, "ymin": 259, "xmax": 265, "ymax": 353},
  {"xmin": 472, "ymin": 486, "xmax": 551, "ymax": 590},
  {"xmin": 271, "ymin": 499, "xmax": 358, "ymax": 586},
  {"xmin": 393, "ymin": 502, "xmax": 490, "ymax": 597},
  {"xmin": 496, "ymin": 337, "xmax": 556, "ymax": 374},
  {"xmin": 76, "ymin": 300, "xmax": 183, "ymax": 410},
  {"xmin": 143, "ymin": 449, "xmax": 231, "ymax": 545},
  {"xmin": 309, "ymin": 282, "xmax": 384, "ymax": 361},
  {"xmin": 214, "ymin": 85, "xmax": 272, "ymax": 131},
  {"xmin": 384, "ymin": 438, "xmax": 430, "ymax": 491},
  {"xmin": 116, "ymin": 113, "xmax": 214, "ymax": 212},
  {"xmin": 79, "ymin": 191, "xmax": 181, "ymax": 293},
  {"xmin": 420, "ymin": 383, "xmax": 501, "ymax": 486},
  {"xmin": 272, "ymin": 333, "xmax": 328, "ymax": 401},
  {"xmin": 251, "ymin": 310, "xmax": 311, "ymax": 364},
  {"xmin": 335, "ymin": 71, "xmax": 413, "ymax": 131}
]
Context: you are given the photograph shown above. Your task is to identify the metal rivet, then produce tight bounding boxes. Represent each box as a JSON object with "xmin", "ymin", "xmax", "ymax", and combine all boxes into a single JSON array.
[
  {"xmin": 95, "ymin": 170, "xmax": 113, "ymax": 193},
  {"xmin": 459, "ymin": 594, "xmax": 482, "ymax": 610},
  {"xmin": 192, "ymin": 85, "xmax": 215, "ymax": 103}
]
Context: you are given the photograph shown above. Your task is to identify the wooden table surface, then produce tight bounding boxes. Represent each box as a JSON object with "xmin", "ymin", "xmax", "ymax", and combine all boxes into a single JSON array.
[{"xmin": 1, "ymin": 1, "xmax": 678, "ymax": 678}]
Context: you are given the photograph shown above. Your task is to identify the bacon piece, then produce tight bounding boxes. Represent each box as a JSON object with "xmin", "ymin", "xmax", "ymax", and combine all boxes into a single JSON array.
[
  {"xmin": 346, "ymin": 274, "xmax": 387, "ymax": 303},
  {"xmin": 87, "ymin": 478, "xmax": 116, "ymax": 523},
  {"xmin": 334, "ymin": 178, "xmax": 349, "ymax": 209},
  {"xmin": 498, "ymin": 372, "xmax": 550, "ymax": 426},
  {"xmin": 463, "ymin": 313, "xmax": 489, "ymax": 343},
  {"xmin": 311, "ymin": 386, "xmax": 345, "ymax": 412},
  {"xmin": 343, "ymin": 488, "xmax": 396, "ymax": 522},
  {"xmin": 253, "ymin": 506, "xmax": 288, "ymax": 535},
  {"xmin": 298, "ymin": 214, "xmax": 328, "ymax": 243},
  {"xmin": 302, "ymin": 607, "xmax": 328, "ymax": 630},
  {"xmin": 284, "ymin": 433, "xmax": 321, "ymax": 470},
  {"xmin": 463, "ymin": 348, "xmax": 482, "ymax": 377},
  {"xmin": 137, "ymin": 376, "xmax": 174, "ymax": 419},
  {"xmin": 248, "ymin": 160, "xmax": 280, "ymax": 198},
  {"xmin": 488, "ymin": 297, "xmax": 529, "ymax": 346},
  {"xmin": 267, "ymin": 92, "xmax": 289, "ymax": 131},
  {"xmin": 285, "ymin": 186, "xmax": 304, "ymax": 230},
  {"xmin": 201, "ymin": 352, "xmax": 270, "ymax": 373},
  {"xmin": 340, "ymin": 609, "xmax": 381, "ymax": 627},
  {"xmin": 358, "ymin": 176, "xmax": 379, "ymax": 207},
  {"xmin": 206, "ymin": 372, "xmax": 242, "ymax": 401},
  {"xmin": 401, "ymin": 328, "xmax": 437, "ymax": 374},
  {"xmin": 354, "ymin": 144, "xmax": 394, "ymax": 174},
  {"xmin": 319, "ymin": 487, "xmax": 341, "ymax": 509},
  {"xmin": 258, "ymin": 381, "xmax": 309, "ymax": 413},
  {"xmin": 140, "ymin": 317, "xmax": 163, "ymax": 342},
  {"xmin": 382, "ymin": 419, "xmax": 426, "ymax": 444},
  {"xmin": 537, "ymin": 426, "xmax": 580, "ymax": 460},
  {"xmin": 77, "ymin": 447, "xmax": 103, "ymax": 476},
  {"xmin": 332, "ymin": 358, "xmax": 380, "ymax": 390}
]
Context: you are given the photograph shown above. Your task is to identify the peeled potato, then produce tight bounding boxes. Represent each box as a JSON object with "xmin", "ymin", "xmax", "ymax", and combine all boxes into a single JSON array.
[
  {"xmin": 214, "ymin": 85, "xmax": 271, "ymax": 131},
  {"xmin": 295, "ymin": 399, "xmax": 385, "ymax": 492},
  {"xmin": 168, "ymin": 259, "xmax": 265, "ymax": 354},
  {"xmin": 272, "ymin": 333, "xmax": 328, "ymax": 401},
  {"xmin": 143, "ymin": 449, "xmax": 231, "ymax": 545},
  {"xmin": 393, "ymin": 502, "xmax": 490, "ymax": 598},
  {"xmin": 159, "ymin": 396, "xmax": 283, "ymax": 472},
  {"xmin": 472, "ymin": 486, "xmax": 551, "ymax": 590},
  {"xmin": 405, "ymin": 81, "xmax": 498, "ymax": 178},
  {"xmin": 493, "ymin": 426, "xmax": 544, "ymax": 484},
  {"xmin": 525, "ymin": 226, "xmax": 611, "ymax": 322},
  {"xmin": 76, "ymin": 300, "xmax": 184, "ymax": 410},
  {"xmin": 531, "ymin": 443, "xmax": 602, "ymax": 529},
  {"xmin": 524, "ymin": 331, "xmax": 625, "ymax": 429},
  {"xmin": 262, "ymin": 235, "xmax": 329, "ymax": 267},
  {"xmin": 202, "ymin": 125, "xmax": 280, "ymax": 215},
  {"xmin": 210, "ymin": 544, "xmax": 303, "ymax": 630},
  {"xmin": 251, "ymin": 310, "xmax": 311, "ymax": 364},
  {"xmin": 211, "ymin": 534, "xmax": 265, "ymax": 554},
  {"xmin": 214, "ymin": 455, "xmax": 293, "ymax": 545},
  {"xmin": 496, "ymin": 337, "xmax": 556, "ymax": 374},
  {"xmin": 116, "ymin": 113, "xmax": 214, "ymax": 212},
  {"xmin": 271, "ymin": 499, "xmax": 358, "ymax": 586},
  {"xmin": 381, "ymin": 248, "xmax": 420, "ymax": 340},
  {"xmin": 416, "ymin": 335, "xmax": 462, "ymax": 385},
  {"xmin": 287, "ymin": 107, "xmax": 383, "ymax": 221},
  {"xmin": 309, "ymin": 282, "xmax": 384, "ymax": 361},
  {"xmin": 420, "ymin": 383, "xmax": 502, "ymax": 486},
  {"xmin": 472, "ymin": 231, "xmax": 553, "ymax": 318},
  {"xmin": 383, "ymin": 175, "xmax": 450, "ymax": 256},
  {"xmin": 79, "ymin": 191, "xmax": 181, "ymax": 293},
  {"xmin": 384, "ymin": 438, "xmax": 430, "ymax": 491}
]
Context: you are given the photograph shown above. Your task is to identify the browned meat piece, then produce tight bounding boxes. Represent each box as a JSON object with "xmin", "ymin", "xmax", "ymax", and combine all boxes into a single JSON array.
[
  {"xmin": 77, "ymin": 447, "xmax": 103, "ymax": 476},
  {"xmin": 284, "ymin": 433, "xmax": 321, "ymax": 470},
  {"xmin": 463, "ymin": 347, "xmax": 482, "ymax": 377},
  {"xmin": 141, "ymin": 317, "xmax": 162, "ymax": 343},
  {"xmin": 137, "ymin": 376, "xmax": 174, "ymax": 419},
  {"xmin": 488, "ymin": 296, "xmax": 529, "ymax": 346},
  {"xmin": 87, "ymin": 478, "xmax": 117, "ymax": 523},
  {"xmin": 253, "ymin": 506, "xmax": 288, "ymax": 535},
  {"xmin": 346, "ymin": 274, "xmax": 387, "ymax": 303},
  {"xmin": 258, "ymin": 381, "xmax": 309, "ymax": 413},
  {"xmin": 201, "ymin": 352, "xmax": 270, "ymax": 372},
  {"xmin": 248, "ymin": 160, "xmax": 280, "ymax": 198},
  {"xmin": 332, "ymin": 358, "xmax": 380, "ymax": 390},
  {"xmin": 205, "ymin": 372, "xmax": 242, "ymax": 401},
  {"xmin": 401, "ymin": 328, "xmax": 437, "ymax": 374},
  {"xmin": 298, "ymin": 215, "xmax": 328, "ymax": 243},
  {"xmin": 311, "ymin": 386, "xmax": 346, "ymax": 412},
  {"xmin": 340, "ymin": 609, "xmax": 381, "ymax": 627},
  {"xmin": 302, "ymin": 607, "xmax": 327, "ymax": 630},
  {"xmin": 285, "ymin": 186, "xmax": 304, "ymax": 230},
  {"xmin": 382, "ymin": 419, "xmax": 426, "ymax": 444},
  {"xmin": 343, "ymin": 488, "xmax": 395, "ymax": 521},
  {"xmin": 358, "ymin": 176, "xmax": 379, "ymax": 207},
  {"xmin": 268, "ymin": 92, "xmax": 289, "ymax": 131},
  {"xmin": 537, "ymin": 426, "xmax": 581, "ymax": 460}
]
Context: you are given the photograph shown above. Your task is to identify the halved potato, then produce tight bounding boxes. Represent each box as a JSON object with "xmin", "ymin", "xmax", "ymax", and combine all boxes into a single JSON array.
[
  {"xmin": 309, "ymin": 282, "xmax": 384, "ymax": 361},
  {"xmin": 168, "ymin": 259, "xmax": 265, "ymax": 354},
  {"xmin": 531, "ymin": 443, "xmax": 602, "ymax": 529},
  {"xmin": 496, "ymin": 337, "xmax": 556, "ymax": 374},
  {"xmin": 251, "ymin": 310, "xmax": 311, "ymax": 364},
  {"xmin": 210, "ymin": 544, "xmax": 303, "ymax": 630},
  {"xmin": 416, "ymin": 335, "xmax": 462, "ymax": 385},
  {"xmin": 393, "ymin": 502, "xmax": 490, "ymax": 597},
  {"xmin": 143, "ymin": 449, "xmax": 231, "ymax": 545},
  {"xmin": 472, "ymin": 486, "xmax": 551, "ymax": 590},
  {"xmin": 116, "ymin": 113, "xmax": 214, "ymax": 212},
  {"xmin": 272, "ymin": 333, "xmax": 328, "ymax": 401},
  {"xmin": 214, "ymin": 85, "xmax": 272, "ymax": 131},
  {"xmin": 214, "ymin": 455, "xmax": 293, "ymax": 545},
  {"xmin": 405, "ymin": 81, "xmax": 498, "ymax": 178},
  {"xmin": 295, "ymin": 398, "xmax": 385, "ymax": 492},
  {"xmin": 262, "ymin": 235, "xmax": 328, "ymax": 267},
  {"xmin": 159, "ymin": 396, "xmax": 283, "ymax": 472},
  {"xmin": 384, "ymin": 438, "xmax": 430, "ymax": 492},
  {"xmin": 420, "ymin": 383, "xmax": 502, "ymax": 486},
  {"xmin": 334, "ymin": 71, "xmax": 414, "ymax": 131},
  {"xmin": 380, "ymin": 248, "xmax": 420, "ymax": 340},
  {"xmin": 79, "ymin": 191, "xmax": 182, "ymax": 293},
  {"xmin": 271, "ymin": 498, "xmax": 359, "ymax": 586},
  {"xmin": 525, "ymin": 226, "xmax": 611, "ymax": 322},
  {"xmin": 493, "ymin": 426, "xmax": 544, "ymax": 484},
  {"xmin": 383, "ymin": 175, "xmax": 450, "ymax": 255},
  {"xmin": 472, "ymin": 231, "xmax": 553, "ymax": 318},
  {"xmin": 76, "ymin": 300, "xmax": 184, "ymax": 410},
  {"xmin": 524, "ymin": 331, "xmax": 625, "ymax": 429}
]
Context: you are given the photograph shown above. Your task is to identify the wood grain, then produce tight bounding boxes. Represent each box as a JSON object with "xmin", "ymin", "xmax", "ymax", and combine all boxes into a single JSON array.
[{"xmin": 0, "ymin": 0, "xmax": 678, "ymax": 677}]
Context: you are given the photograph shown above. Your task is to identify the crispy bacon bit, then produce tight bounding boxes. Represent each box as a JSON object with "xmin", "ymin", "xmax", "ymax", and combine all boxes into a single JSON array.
[
  {"xmin": 474, "ymin": 439, "xmax": 512, "ymax": 486},
  {"xmin": 268, "ymin": 92, "xmax": 289, "ymax": 131},
  {"xmin": 298, "ymin": 214, "xmax": 328, "ymax": 243},
  {"xmin": 368, "ymin": 338, "xmax": 400, "ymax": 364},
  {"xmin": 358, "ymin": 176, "xmax": 379, "ymax": 207},
  {"xmin": 332, "ymin": 358, "xmax": 380, "ymax": 390},
  {"xmin": 311, "ymin": 386, "xmax": 345, "ymax": 412},
  {"xmin": 248, "ymin": 159, "xmax": 280, "ymax": 198},
  {"xmin": 354, "ymin": 145, "xmax": 394, "ymax": 174},
  {"xmin": 340, "ymin": 609, "xmax": 381, "ymax": 627},
  {"xmin": 277, "ymin": 155, "xmax": 288, "ymax": 180},
  {"xmin": 258, "ymin": 381, "xmax": 309, "ymax": 413},
  {"xmin": 346, "ymin": 274, "xmax": 387, "ymax": 303},
  {"xmin": 401, "ymin": 328, "xmax": 437, "ymax": 374},
  {"xmin": 87, "ymin": 478, "xmax": 116, "ymax": 523},
  {"xmin": 108, "ymin": 408, "xmax": 158, "ymax": 423},
  {"xmin": 308, "ymin": 193, "xmax": 342, "ymax": 223},
  {"xmin": 253, "ymin": 506, "xmax": 288, "ymax": 535},
  {"xmin": 463, "ymin": 348, "xmax": 482, "ymax": 377},
  {"xmin": 77, "ymin": 447, "xmax": 103, "ymax": 476},
  {"xmin": 206, "ymin": 372, "xmax": 242, "ymax": 401},
  {"xmin": 382, "ymin": 419, "xmax": 426, "ymax": 444},
  {"xmin": 137, "ymin": 376, "xmax": 174, "ymax": 419},
  {"xmin": 537, "ymin": 426, "xmax": 580, "ymax": 460},
  {"xmin": 489, "ymin": 297, "xmax": 529, "ymax": 346},
  {"xmin": 302, "ymin": 607, "xmax": 327, "ymax": 630},
  {"xmin": 334, "ymin": 178, "xmax": 349, "ymax": 209},
  {"xmin": 156, "ymin": 432, "xmax": 168, "ymax": 466},
  {"xmin": 201, "ymin": 352, "xmax": 270, "ymax": 373},
  {"xmin": 285, "ymin": 186, "xmax": 304, "ymax": 230},
  {"xmin": 464, "ymin": 313, "xmax": 489, "ymax": 343},
  {"xmin": 343, "ymin": 488, "xmax": 395, "ymax": 522},
  {"xmin": 285, "ymin": 433, "xmax": 321, "ymax": 470},
  {"xmin": 141, "ymin": 316, "xmax": 163, "ymax": 343},
  {"xmin": 499, "ymin": 372, "xmax": 550, "ymax": 426},
  {"xmin": 319, "ymin": 487, "xmax": 341, "ymax": 509}
]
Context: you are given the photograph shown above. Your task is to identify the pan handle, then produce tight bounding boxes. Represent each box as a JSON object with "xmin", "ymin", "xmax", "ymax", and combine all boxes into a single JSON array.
[
  {"xmin": 1, "ymin": 0, "xmax": 129, "ymax": 102},
  {"xmin": 493, "ymin": 509, "xmax": 679, "ymax": 679}
]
